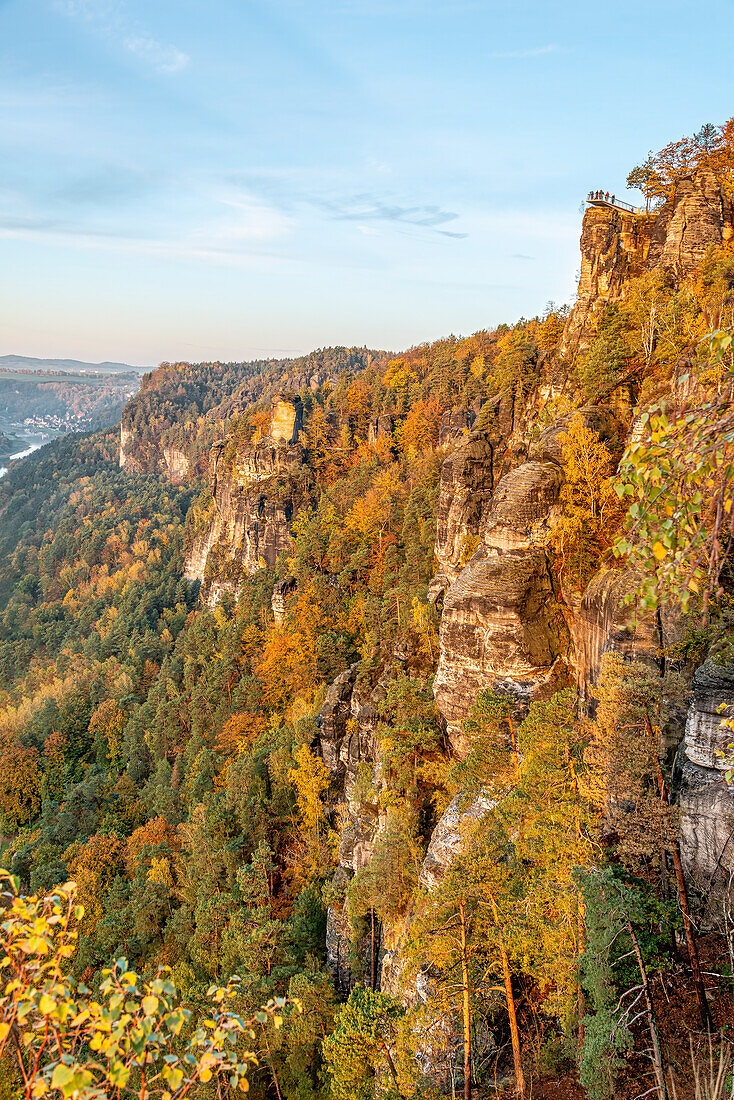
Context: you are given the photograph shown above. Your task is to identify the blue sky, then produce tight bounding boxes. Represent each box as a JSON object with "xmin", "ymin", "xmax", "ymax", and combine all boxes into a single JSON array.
[{"xmin": 1, "ymin": 0, "xmax": 731, "ymax": 366}]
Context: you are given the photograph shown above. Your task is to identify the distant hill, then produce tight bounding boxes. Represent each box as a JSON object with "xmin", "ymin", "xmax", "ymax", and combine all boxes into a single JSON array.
[{"xmin": 0, "ymin": 354, "xmax": 148, "ymax": 375}]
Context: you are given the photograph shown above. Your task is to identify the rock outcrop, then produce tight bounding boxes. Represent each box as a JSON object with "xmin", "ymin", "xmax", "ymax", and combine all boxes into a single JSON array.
[
  {"xmin": 162, "ymin": 446, "xmax": 189, "ymax": 485},
  {"xmin": 119, "ymin": 425, "xmax": 132, "ymax": 469},
  {"xmin": 434, "ymin": 549, "xmax": 569, "ymax": 753},
  {"xmin": 368, "ymin": 414, "xmax": 396, "ymax": 444},
  {"xmin": 271, "ymin": 576, "xmax": 297, "ymax": 624},
  {"xmin": 259, "ymin": 394, "xmax": 303, "ymax": 445},
  {"xmin": 432, "ymin": 407, "xmax": 630, "ymax": 750},
  {"xmin": 438, "ymin": 407, "xmax": 475, "ymax": 446},
  {"xmin": 562, "ymin": 167, "xmax": 734, "ymax": 357},
  {"xmin": 316, "ymin": 664, "xmax": 387, "ymax": 993},
  {"xmin": 569, "ymin": 568, "xmax": 662, "ymax": 699},
  {"xmin": 434, "ymin": 432, "xmax": 497, "ymax": 581},
  {"xmin": 677, "ymin": 662, "xmax": 734, "ymax": 895},
  {"xmin": 648, "ymin": 167, "xmax": 733, "ymax": 277},
  {"xmin": 418, "ymin": 792, "xmax": 494, "ymax": 891},
  {"xmin": 184, "ymin": 414, "xmax": 307, "ymax": 604}
]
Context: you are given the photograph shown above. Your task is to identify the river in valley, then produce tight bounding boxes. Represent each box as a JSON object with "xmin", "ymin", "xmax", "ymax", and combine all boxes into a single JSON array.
[{"xmin": 0, "ymin": 431, "xmax": 54, "ymax": 477}]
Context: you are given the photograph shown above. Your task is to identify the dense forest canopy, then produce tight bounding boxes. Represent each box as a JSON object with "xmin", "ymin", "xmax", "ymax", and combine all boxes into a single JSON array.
[{"xmin": 2, "ymin": 121, "xmax": 734, "ymax": 1100}]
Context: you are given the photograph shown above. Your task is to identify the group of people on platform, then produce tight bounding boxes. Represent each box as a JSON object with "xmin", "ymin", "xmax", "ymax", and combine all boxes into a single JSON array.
[{"xmin": 589, "ymin": 189, "xmax": 616, "ymax": 204}]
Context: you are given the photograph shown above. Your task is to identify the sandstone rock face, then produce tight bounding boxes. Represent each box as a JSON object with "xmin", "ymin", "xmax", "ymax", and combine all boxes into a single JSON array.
[
  {"xmin": 267, "ymin": 394, "xmax": 303, "ymax": 445},
  {"xmin": 119, "ymin": 426, "xmax": 131, "ymax": 469},
  {"xmin": 325, "ymin": 866, "xmax": 355, "ymax": 997},
  {"xmin": 480, "ymin": 461, "xmax": 562, "ymax": 551},
  {"xmin": 678, "ymin": 662, "xmax": 734, "ymax": 893},
  {"xmin": 561, "ymin": 206, "xmax": 655, "ymax": 357},
  {"xmin": 367, "ymin": 414, "xmax": 396, "ymax": 444},
  {"xmin": 570, "ymin": 568, "xmax": 662, "ymax": 698},
  {"xmin": 439, "ymin": 407, "xmax": 475, "ymax": 446},
  {"xmin": 183, "ymin": 437, "xmax": 305, "ymax": 605},
  {"xmin": 317, "ymin": 663, "xmax": 410, "ymax": 994},
  {"xmin": 419, "ymin": 792, "xmax": 494, "ymax": 891},
  {"xmin": 433, "ymin": 427, "xmax": 576, "ymax": 753},
  {"xmin": 434, "ymin": 549, "xmax": 569, "ymax": 753},
  {"xmin": 648, "ymin": 168, "xmax": 733, "ymax": 277},
  {"xmin": 562, "ymin": 168, "xmax": 734, "ymax": 357},
  {"xmin": 434, "ymin": 432, "xmax": 496, "ymax": 581},
  {"xmin": 162, "ymin": 446, "xmax": 189, "ymax": 485},
  {"xmin": 271, "ymin": 576, "xmax": 296, "ymax": 624}
]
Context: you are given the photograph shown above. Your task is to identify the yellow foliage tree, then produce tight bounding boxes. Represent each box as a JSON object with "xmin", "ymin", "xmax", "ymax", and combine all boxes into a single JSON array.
[
  {"xmin": 549, "ymin": 413, "xmax": 623, "ymax": 587},
  {"xmin": 0, "ymin": 875, "xmax": 284, "ymax": 1100}
]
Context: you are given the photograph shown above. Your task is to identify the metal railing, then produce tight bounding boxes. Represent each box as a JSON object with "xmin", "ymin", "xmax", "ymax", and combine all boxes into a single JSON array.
[{"xmin": 587, "ymin": 191, "xmax": 640, "ymax": 213}]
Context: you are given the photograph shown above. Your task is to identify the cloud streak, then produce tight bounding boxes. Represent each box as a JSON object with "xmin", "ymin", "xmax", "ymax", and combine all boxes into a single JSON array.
[
  {"xmin": 54, "ymin": 0, "xmax": 189, "ymax": 74},
  {"xmin": 316, "ymin": 194, "xmax": 468, "ymax": 237}
]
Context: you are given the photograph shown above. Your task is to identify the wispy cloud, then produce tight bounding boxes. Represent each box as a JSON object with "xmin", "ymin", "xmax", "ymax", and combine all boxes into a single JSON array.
[
  {"xmin": 317, "ymin": 194, "xmax": 468, "ymax": 238},
  {"xmin": 225, "ymin": 173, "xmax": 468, "ymax": 240},
  {"xmin": 490, "ymin": 44, "xmax": 558, "ymax": 60},
  {"xmin": 54, "ymin": 0, "xmax": 189, "ymax": 74}
]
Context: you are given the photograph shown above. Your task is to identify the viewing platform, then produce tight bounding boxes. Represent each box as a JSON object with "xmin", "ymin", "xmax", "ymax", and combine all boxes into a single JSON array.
[{"xmin": 586, "ymin": 190, "xmax": 643, "ymax": 214}]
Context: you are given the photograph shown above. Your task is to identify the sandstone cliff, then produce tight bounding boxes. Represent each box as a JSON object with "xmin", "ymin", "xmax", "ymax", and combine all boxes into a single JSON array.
[
  {"xmin": 677, "ymin": 661, "xmax": 734, "ymax": 896},
  {"xmin": 561, "ymin": 166, "xmax": 734, "ymax": 357},
  {"xmin": 184, "ymin": 397, "xmax": 307, "ymax": 605}
]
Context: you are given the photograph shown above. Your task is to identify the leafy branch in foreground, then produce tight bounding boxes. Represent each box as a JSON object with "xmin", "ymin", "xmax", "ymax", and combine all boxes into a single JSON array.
[
  {"xmin": 0, "ymin": 874, "xmax": 289, "ymax": 1099},
  {"xmin": 613, "ymin": 330, "xmax": 734, "ymax": 613}
]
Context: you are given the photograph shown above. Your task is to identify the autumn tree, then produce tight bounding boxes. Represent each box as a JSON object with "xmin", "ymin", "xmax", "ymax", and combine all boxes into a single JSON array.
[
  {"xmin": 0, "ymin": 875, "xmax": 285, "ymax": 1100},
  {"xmin": 548, "ymin": 413, "xmax": 623, "ymax": 587},
  {"xmin": 0, "ymin": 731, "xmax": 40, "ymax": 832},
  {"xmin": 614, "ymin": 330, "xmax": 734, "ymax": 612}
]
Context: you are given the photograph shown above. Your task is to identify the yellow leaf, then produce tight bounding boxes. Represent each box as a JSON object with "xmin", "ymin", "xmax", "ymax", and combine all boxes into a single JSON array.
[
  {"xmin": 652, "ymin": 541, "xmax": 667, "ymax": 561},
  {"xmin": 142, "ymin": 995, "xmax": 159, "ymax": 1016}
]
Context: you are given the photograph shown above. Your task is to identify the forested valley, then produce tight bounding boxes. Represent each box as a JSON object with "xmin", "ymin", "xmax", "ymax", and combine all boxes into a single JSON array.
[{"xmin": 2, "ymin": 122, "xmax": 734, "ymax": 1100}]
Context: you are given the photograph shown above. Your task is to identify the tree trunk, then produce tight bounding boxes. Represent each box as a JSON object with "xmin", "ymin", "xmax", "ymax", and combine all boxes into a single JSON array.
[
  {"xmin": 371, "ymin": 908, "xmax": 377, "ymax": 992},
  {"xmin": 627, "ymin": 921, "xmax": 667, "ymax": 1100},
  {"xmin": 378, "ymin": 1038, "xmax": 399, "ymax": 1084},
  {"xmin": 459, "ymin": 899, "xmax": 472, "ymax": 1100},
  {"xmin": 488, "ymin": 895, "xmax": 526, "ymax": 1098},
  {"xmin": 569, "ymin": 758, "xmax": 586, "ymax": 1045},
  {"xmin": 648, "ymin": 718, "xmax": 711, "ymax": 1029}
]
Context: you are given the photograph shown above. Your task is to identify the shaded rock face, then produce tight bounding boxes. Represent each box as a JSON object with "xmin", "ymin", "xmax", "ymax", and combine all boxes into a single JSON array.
[
  {"xmin": 570, "ymin": 568, "xmax": 662, "ymax": 699},
  {"xmin": 562, "ymin": 168, "xmax": 734, "ymax": 357},
  {"xmin": 434, "ymin": 432, "xmax": 496, "ymax": 582},
  {"xmin": 439, "ymin": 407, "xmax": 475, "ymax": 446},
  {"xmin": 678, "ymin": 662, "xmax": 734, "ymax": 893},
  {"xmin": 325, "ymin": 866, "xmax": 355, "ymax": 997},
  {"xmin": 184, "ymin": 438, "xmax": 305, "ymax": 605},
  {"xmin": 367, "ymin": 414, "xmax": 396, "ymax": 444},
  {"xmin": 419, "ymin": 792, "xmax": 494, "ymax": 891},
  {"xmin": 316, "ymin": 664, "xmax": 404, "ymax": 994},
  {"xmin": 271, "ymin": 576, "xmax": 296, "ymax": 624}
]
